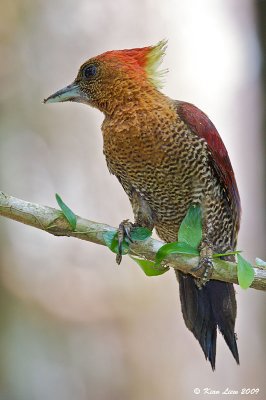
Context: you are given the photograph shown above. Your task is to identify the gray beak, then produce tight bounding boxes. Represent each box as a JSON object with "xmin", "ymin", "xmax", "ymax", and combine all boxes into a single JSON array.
[{"xmin": 43, "ymin": 82, "xmax": 83, "ymax": 104}]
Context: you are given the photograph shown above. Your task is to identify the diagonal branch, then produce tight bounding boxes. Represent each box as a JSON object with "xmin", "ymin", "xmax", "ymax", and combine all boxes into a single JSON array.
[{"xmin": 0, "ymin": 191, "xmax": 265, "ymax": 291}]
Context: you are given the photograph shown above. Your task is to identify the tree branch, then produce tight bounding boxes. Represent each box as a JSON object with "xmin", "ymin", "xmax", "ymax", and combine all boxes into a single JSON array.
[{"xmin": 0, "ymin": 191, "xmax": 265, "ymax": 291}]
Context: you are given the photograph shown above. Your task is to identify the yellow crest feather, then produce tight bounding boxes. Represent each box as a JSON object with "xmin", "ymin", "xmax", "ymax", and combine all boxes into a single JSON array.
[{"xmin": 145, "ymin": 39, "xmax": 168, "ymax": 89}]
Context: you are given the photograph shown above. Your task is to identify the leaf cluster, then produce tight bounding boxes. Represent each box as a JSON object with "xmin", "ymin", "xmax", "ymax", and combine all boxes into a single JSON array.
[{"xmin": 56, "ymin": 194, "xmax": 255, "ymax": 289}]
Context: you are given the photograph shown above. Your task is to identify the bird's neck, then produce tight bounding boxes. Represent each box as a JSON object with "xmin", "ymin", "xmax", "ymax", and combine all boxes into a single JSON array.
[
  {"xmin": 101, "ymin": 87, "xmax": 178, "ymax": 148},
  {"xmin": 101, "ymin": 83, "xmax": 175, "ymax": 124}
]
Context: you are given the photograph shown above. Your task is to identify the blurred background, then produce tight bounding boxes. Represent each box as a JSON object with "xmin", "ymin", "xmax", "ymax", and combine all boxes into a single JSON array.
[{"xmin": 0, "ymin": 0, "xmax": 265, "ymax": 399}]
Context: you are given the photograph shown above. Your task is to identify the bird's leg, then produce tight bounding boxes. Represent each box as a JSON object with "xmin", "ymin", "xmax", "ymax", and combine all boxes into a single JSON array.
[
  {"xmin": 116, "ymin": 190, "xmax": 154, "ymax": 265},
  {"xmin": 191, "ymin": 202, "xmax": 215, "ymax": 288},
  {"xmin": 192, "ymin": 239, "xmax": 214, "ymax": 288},
  {"xmin": 116, "ymin": 219, "xmax": 135, "ymax": 264}
]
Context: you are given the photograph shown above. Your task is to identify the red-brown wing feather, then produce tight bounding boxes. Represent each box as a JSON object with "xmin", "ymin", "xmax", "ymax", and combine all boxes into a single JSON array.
[{"xmin": 175, "ymin": 101, "xmax": 241, "ymax": 224}]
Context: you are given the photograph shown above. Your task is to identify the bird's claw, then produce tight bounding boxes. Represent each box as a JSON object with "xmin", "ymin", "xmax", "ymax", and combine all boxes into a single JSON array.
[
  {"xmin": 193, "ymin": 257, "xmax": 213, "ymax": 289},
  {"xmin": 116, "ymin": 219, "xmax": 135, "ymax": 265},
  {"xmin": 192, "ymin": 240, "xmax": 214, "ymax": 289}
]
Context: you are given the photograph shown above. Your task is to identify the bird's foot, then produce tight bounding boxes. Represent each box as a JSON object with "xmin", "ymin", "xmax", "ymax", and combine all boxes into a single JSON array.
[
  {"xmin": 116, "ymin": 219, "xmax": 135, "ymax": 265},
  {"xmin": 192, "ymin": 240, "xmax": 214, "ymax": 289}
]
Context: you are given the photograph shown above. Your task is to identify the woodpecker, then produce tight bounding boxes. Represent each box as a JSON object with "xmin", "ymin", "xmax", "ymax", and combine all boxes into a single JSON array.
[{"xmin": 44, "ymin": 40, "xmax": 240, "ymax": 369}]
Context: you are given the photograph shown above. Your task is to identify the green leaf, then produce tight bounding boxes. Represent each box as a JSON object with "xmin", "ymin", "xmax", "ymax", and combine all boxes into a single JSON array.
[
  {"xmin": 255, "ymin": 258, "xmax": 266, "ymax": 267},
  {"xmin": 130, "ymin": 256, "xmax": 169, "ymax": 276},
  {"xmin": 130, "ymin": 227, "xmax": 152, "ymax": 241},
  {"xmin": 237, "ymin": 254, "xmax": 255, "ymax": 289},
  {"xmin": 102, "ymin": 231, "xmax": 129, "ymax": 255},
  {"xmin": 178, "ymin": 204, "xmax": 202, "ymax": 248},
  {"xmin": 155, "ymin": 242, "xmax": 199, "ymax": 266},
  {"xmin": 55, "ymin": 193, "xmax": 77, "ymax": 230},
  {"xmin": 213, "ymin": 250, "xmax": 242, "ymax": 258},
  {"xmin": 102, "ymin": 230, "xmax": 117, "ymax": 250}
]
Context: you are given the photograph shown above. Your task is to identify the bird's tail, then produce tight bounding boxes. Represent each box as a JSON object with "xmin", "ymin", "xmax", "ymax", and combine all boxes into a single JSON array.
[{"xmin": 177, "ymin": 271, "xmax": 239, "ymax": 370}]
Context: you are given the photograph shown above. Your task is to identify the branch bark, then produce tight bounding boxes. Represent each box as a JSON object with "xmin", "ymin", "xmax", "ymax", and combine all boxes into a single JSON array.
[{"xmin": 0, "ymin": 191, "xmax": 265, "ymax": 291}]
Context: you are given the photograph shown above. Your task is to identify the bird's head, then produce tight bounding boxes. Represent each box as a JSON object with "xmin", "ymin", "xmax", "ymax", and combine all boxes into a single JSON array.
[{"xmin": 44, "ymin": 40, "xmax": 167, "ymax": 115}]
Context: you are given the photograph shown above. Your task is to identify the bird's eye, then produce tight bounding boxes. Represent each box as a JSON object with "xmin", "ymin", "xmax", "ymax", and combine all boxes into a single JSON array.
[{"xmin": 83, "ymin": 64, "xmax": 98, "ymax": 79}]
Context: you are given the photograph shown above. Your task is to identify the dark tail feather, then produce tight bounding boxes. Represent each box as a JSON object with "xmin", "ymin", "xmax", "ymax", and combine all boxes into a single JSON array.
[
  {"xmin": 208, "ymin": 280, "xmax": 239, "ymax": 364},
  {"xmin": 177, "ymin": 271, "xmax": 239, "ymax": 370}
]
